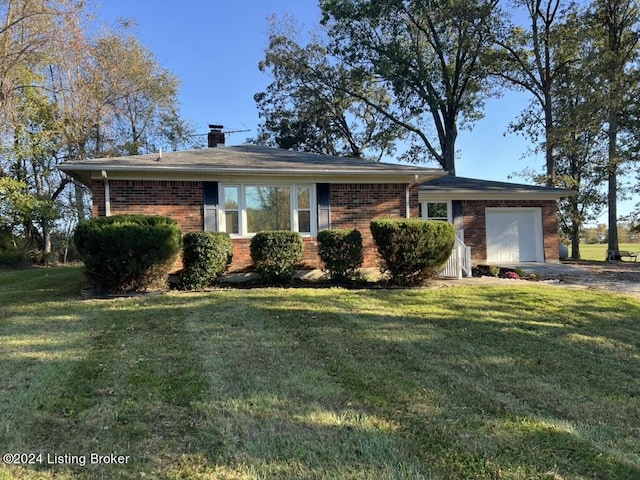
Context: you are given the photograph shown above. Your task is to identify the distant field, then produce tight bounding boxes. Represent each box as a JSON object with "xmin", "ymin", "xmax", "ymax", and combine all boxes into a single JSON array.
[{"xmin": 570, "ymin": 243, "xmax": 640, "ymax": 261}]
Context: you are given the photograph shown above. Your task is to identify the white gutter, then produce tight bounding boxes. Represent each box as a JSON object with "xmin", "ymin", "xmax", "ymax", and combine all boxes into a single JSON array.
[
  {"xmin": 63, "ymin": 164, "xmax": 440, "ymax": 177},
  {"xmin": 406, "ymin": 174, "xmax": 419, "ymax": 218},
  {"xmin": 101, "ymin": 170, "xmax": 111, "ymax": 216}
]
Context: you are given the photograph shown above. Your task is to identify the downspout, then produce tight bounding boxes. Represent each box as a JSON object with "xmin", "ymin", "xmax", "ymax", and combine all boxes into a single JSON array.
[
  {"xmin": 406, "ymin": 174, "xmax": 419, "ymax": 218},
  {"xmin": 101, "ymin": 170, "xmax": 111, "ymax": 217}
]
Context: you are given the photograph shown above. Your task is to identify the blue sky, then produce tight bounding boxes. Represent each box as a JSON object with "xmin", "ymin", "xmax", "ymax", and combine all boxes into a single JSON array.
[{"xmin": 97, "ymin": 0, "xmax": 635, "ymax": 220}]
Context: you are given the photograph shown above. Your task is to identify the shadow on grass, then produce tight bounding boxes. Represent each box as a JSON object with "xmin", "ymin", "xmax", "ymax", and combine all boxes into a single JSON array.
[
  {"xmin": 2, "ymin": 281, "xmax": 639, "ymax": 479},
  {"xmin": 177, "ymin": 289, "xmax": 640, "ymax": 479}
]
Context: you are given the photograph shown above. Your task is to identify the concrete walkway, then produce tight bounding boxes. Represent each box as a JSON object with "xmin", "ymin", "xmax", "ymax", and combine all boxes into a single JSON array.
[{"xmin": 497, "ymin": 262, "xmax": 590, "ymax": 278}]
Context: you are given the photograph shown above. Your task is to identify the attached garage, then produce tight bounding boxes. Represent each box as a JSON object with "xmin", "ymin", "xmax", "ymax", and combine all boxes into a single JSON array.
[
  {"xmin": 485, "ymin": 208, "xmax": 544, "ymax": 263},
  {"xmin": 418, "ymin": 175, "xmax": 576, "ymax": 265}
]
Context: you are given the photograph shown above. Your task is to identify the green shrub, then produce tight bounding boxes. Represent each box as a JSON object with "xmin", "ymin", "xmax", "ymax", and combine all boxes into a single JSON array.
[
  {"xmin": 317, "ymin": 229, "xmax": 364, "ymax": 282},
  {"xmin": 0, "ymin": 249, "xmax": 32, "ymax": 268},
  {"xmin": 0, "ymin": 230, "xmax": 35, "ymax": 269},
  {"xmin": 370, "ymin": 218, "xmax": 455, "ymax": 286},
  {"xmin": 74, "ymin": 215, "xmax": 182, "ymax": 293},
  {"xmin": 179, "ymin": 231, "xmax": 233, "ymax": 290},
  {"xmin": 250, "ymin": 231, "xmax": 303, "ymax": 284}
]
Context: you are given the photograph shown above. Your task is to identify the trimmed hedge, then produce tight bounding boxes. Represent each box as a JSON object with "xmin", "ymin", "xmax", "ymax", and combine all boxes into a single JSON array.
[
  {"xmin": 370, "ymin": 218, "xmax": 455, "ymax": 286},
  {"xmin": 317, "ymin": 229, "xmax": 364, "ymax": 282},
  {"xmin": 250, "ymin": 231, "xmax": 303, "ymax": 284},
  {"xmin": 74, "ymin": 215, "xmax": 182, "ymax": 293},
  {"xmin": 179, "ymin": 231, "xmax": 233, "ymax": 290}
]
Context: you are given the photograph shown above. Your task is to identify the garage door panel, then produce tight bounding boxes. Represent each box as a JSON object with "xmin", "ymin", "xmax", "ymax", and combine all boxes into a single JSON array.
[{"xmin": 486, "ymin": 209, "xmax": 542, "ymax": 263}]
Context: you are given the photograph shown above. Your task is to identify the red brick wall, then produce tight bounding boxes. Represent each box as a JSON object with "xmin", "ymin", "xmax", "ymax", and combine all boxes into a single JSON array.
[
  {"xmin": 89, "ymin": 180, "xmax": 561, "ymax": 269},
  {"xmin": 330, "ymin": 183, "xmax": 417, "ymax": 267},
  {"xmin": 91, "ymin": 180, "xmax": 203, "ymax": 231},
  {"xmin": 90, "ymin": 180, "xmax": 416, "ymax": 272},
  {"xmin": 461, "ymin": 200, "xmax": 559, "ymax": 262}
]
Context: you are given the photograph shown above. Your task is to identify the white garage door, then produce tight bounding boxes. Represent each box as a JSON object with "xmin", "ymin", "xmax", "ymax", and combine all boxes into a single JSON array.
[{"xmin": 486, "ymin": 208, "xmax": 544, "ymax": 263}]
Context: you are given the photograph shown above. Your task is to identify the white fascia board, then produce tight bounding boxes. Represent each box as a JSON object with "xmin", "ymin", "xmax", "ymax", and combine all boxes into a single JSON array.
[
  {"xmin": 83, "ymin": 167, "xmax": 443, "ymax": 184},
  {"xmin": 418, "ymin": 191, "xmax": 572, "ymax": 202}
]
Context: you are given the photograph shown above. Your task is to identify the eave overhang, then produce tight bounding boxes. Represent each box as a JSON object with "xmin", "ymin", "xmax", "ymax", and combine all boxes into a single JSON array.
[
  {"xmin": 59, "ymin": 162, "xmax": 445, "ymax": 186},
  {"xmin": 418, "ymin": 175, "xmax": 577, "ymax": 202}
]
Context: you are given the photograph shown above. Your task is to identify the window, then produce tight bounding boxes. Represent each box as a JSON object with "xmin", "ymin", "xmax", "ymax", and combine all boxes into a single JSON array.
[
  {"xmin": 422, "ymin": 201, "xmax": 451, "ymax": 222},
  {"xmin": 246, "ymin": 186, "xmax": 291, "ymax": 232},
  {"xmin": 295, "ymin": 186, "xmax": 311, "ymax": 233},
  {"xmin": 224, "ymin": 186, "xmax": 239, "ymax": 234},
  {"xmin": 219, "ymin": 184, "xmax": 316, "ymax": 237}
]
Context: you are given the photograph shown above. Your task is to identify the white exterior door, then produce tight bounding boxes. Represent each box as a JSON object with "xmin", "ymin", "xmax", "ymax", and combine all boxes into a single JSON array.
[{"xmin": 486, "ymin": 208, "xmax": 544, "ymax": 263}]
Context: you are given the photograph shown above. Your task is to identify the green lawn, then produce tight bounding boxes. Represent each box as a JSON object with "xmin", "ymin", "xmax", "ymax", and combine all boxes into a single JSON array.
[
  {"xmin": 570, "ymin": 242, "xmax": 640, "ymax": 261},
  {"xmin": 1, "ymin": 267, "xmax": 639, "ymax": 479}
]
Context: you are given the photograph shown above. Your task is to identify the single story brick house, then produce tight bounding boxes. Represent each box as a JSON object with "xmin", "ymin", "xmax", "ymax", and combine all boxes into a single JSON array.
[{"xmin": 59, "ymin": 135, "xmax": 574, "ymax": 271}]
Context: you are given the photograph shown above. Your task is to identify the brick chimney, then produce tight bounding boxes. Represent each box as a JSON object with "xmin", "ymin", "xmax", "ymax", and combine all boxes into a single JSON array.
[{"xmin": 208, "ymin": 124, "xmax": 225, "ymax": 147}]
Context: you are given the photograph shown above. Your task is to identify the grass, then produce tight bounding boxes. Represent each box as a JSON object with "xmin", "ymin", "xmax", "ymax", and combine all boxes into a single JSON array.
[
  {"xmin": 569, "ymin": 242, "xmax": 640, "ymax": 261},
  {"xmin": 1, "ymin": 267, "xmax": 639, "ymax": 479}
]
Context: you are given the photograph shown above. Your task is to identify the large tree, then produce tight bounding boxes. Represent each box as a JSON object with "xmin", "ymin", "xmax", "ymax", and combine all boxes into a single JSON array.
[
  {"xmin": 320, "ymin": 0, "xmax": 503, "ymax": 173},
  {"xmin": 493, "ymin": 0, "xmax": 582, "ymax": 186},
  {"xmin": 91, "ymin": 33, "xmax": 192, "ymax": 156},
  {"xmin": 0, "ymin": 0, "xmax": 82, "ymax": 127},
  {"xmin": 0, "ymin": 7, "xmax": 193, "ymax": 260},
  {"xmin": 551, "ymin": 52, "xmax": 608, "ymax": 259},
  {"xmin": 589, "ymin": 0, "xmax": 640, "ymax": 258},
  {"xmin": 255, "ymin": 16, "xmax": 401, "ymax": 160}
]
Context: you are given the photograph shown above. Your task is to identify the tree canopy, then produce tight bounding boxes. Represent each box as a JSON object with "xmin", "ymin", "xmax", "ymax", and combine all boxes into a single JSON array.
[
  {"xmin": 254, "ymin": 15, "xmax": 402, "ymax": 160},
  {"xmin": 0, "ymin": 1, "xmax": 194, "ymax": 261},
  {"xmin": 319, "ymin": 0, "xmax": 503, "ymax": 173}
]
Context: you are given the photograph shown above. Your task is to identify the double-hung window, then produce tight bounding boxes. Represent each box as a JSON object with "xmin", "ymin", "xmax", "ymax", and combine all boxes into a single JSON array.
[
  {"xmin": 223, "ymin": 186, "xmax": 240, "ymax": 234},
  {"xmin": 219, "ymin": 184, "xmax": 316, "ymax": 237}
]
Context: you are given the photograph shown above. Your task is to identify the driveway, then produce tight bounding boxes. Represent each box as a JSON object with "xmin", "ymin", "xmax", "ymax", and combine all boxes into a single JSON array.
[
  {"xmin": 494, "ymin": 261, "xmax": 640, "ymax": 297},
  {"xmin": 443, "ymin": 261, "xmax": 640, "ymax": 297}
]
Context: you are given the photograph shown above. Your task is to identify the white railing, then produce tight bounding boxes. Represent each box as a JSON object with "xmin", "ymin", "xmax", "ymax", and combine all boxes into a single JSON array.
[{"xmin": 440, "ymin": 236, "xmax": 472, "ymax": 279}]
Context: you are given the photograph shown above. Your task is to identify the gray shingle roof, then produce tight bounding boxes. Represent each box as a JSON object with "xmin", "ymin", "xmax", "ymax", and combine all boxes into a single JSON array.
[
  {"xmin": 59, "ymin": 144, "xmax": 444, "ymax": 185},
  {"xmin": 419, "ymin": 175, "xmax": 576, "ymax": 198}
]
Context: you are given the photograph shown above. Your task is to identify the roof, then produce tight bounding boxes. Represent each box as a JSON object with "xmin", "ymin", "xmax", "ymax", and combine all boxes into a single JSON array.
[
  {"xmin": 419, "ymin": 175, "xmax": 576, "ymax": 200},
  {"xmin": 58, "ymin": 144, "xmax": 444, "ymax": 185}
]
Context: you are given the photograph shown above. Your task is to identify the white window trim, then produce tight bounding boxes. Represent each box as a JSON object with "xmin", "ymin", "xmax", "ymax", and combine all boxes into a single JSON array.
[
  {"xmin": 421, "ymin": 200, "xmax": 452, "ymax": 223},
  {"xmin": 219, "ymin": 183, "xmax": 317, "ymax": 238}
]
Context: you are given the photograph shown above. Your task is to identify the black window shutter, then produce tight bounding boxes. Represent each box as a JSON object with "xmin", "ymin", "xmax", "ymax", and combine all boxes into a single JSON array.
[
  {"xmin": 203, "ymin": 181, "xmax": 218, "ymax": 231},
  {"xmin": 317, "ymin": 183, "xmax": 331, "ymax": 231}
]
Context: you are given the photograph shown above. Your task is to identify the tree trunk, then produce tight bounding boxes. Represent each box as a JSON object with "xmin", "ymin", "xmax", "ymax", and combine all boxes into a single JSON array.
[
  {"xmin": 42, "ymin": 220, "xmax": 52, "ymax": 262},
  {"xmin": 607, "ymin": 110, "xmax": 619, "ymax": 259},
  {"xmin": 607, "ymin": 163, "xmax": 619, "ymax": 258},
  {"xmin": 544, "ymin": 95, "xmax": 555, "ymax": 186},
  {"xmin": 568, "ymin": 194, "xmax": 582, "ymax": 260},
  {"xmin": 443, "ymin": 114, "xmax": 457, "ymax": 175},
  {"xmin": 75, "ymin": 181, "xmax": 86, "ymax": 222},
  {"xmin": 571, "ymin": 218, "xmax": 580, "ymax": 260}
]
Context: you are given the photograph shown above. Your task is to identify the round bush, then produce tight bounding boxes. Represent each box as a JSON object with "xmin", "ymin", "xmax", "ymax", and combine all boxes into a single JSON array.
[
  {"xmin": 317, "ymin": 229, "xmax": 363, "ymax": 282},
  {"xmin": 179, "ymin": 231, "xmax": 233, "ymax": 290},
  {"xmin": 250, "ymin": 231, "xmax": 303, "ymax": 284},
  {"xmin": 370, "ymin": 218, "xmax": 455, "ymax": 286},
  {"xmin": 74, "ymin": 215, "xmax": 182, "ymax": 293}
]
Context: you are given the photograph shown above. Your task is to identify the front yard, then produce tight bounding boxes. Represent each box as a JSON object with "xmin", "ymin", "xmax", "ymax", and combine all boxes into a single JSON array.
[{"xmin": 1, "ymin": 267, "xmax": 639, "ymax": 479}]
